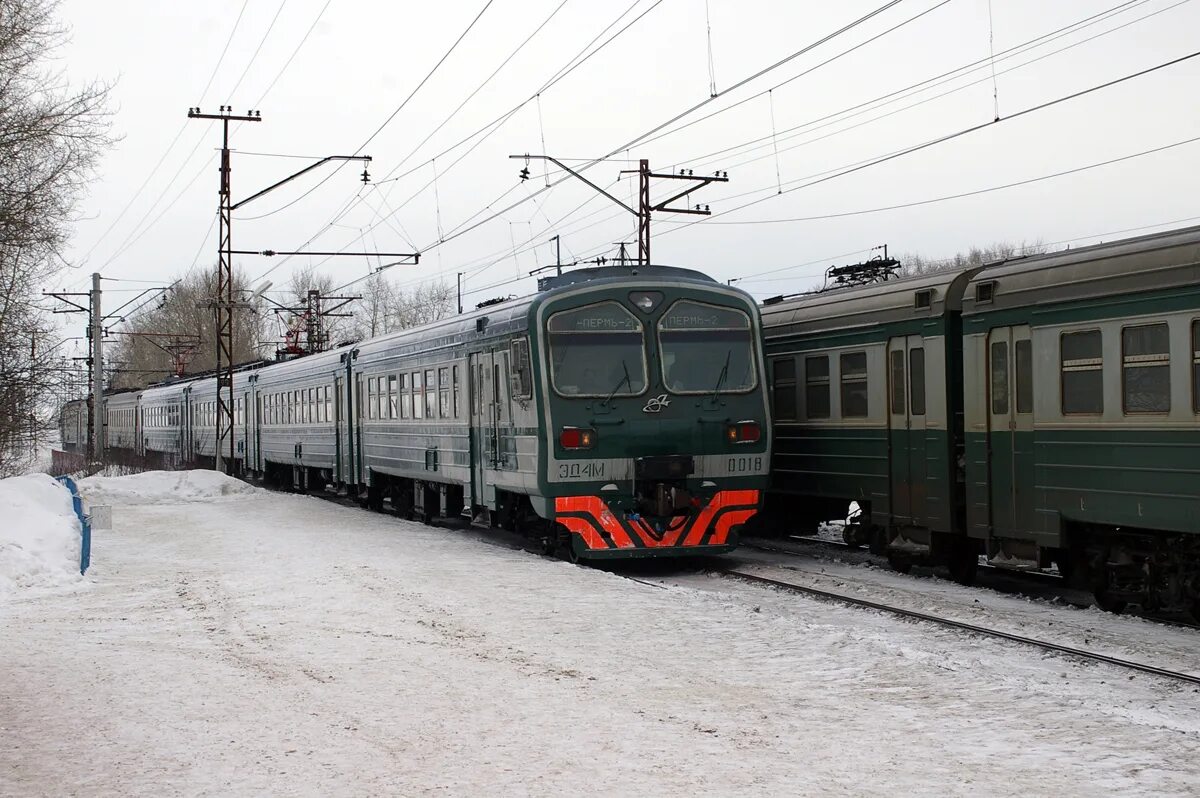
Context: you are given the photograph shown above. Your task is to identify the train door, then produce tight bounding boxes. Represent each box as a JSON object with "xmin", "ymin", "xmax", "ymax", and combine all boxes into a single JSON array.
[
  {"xmin": 887, "ymin": 336, "xmax": 929, "ymax": 527},
  {"xmin": 335, "ymin": 375, "xmax": 349, "ymax": 485},
  {"xmin": 986, "ymin": 325, "xmax": 1034, "ymax": 538},
  {"xmin": 469, "ymin": 350, "xmax": 499, "ymax": 511}
]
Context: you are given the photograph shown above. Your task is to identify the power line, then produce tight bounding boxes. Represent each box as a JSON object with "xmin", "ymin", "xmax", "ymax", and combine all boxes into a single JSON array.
[
  {"xmin": 251, "ymin": 0, "xmax": 333, "ymax": 106},
  {"xmin": 691, "ymin": 135, "xmax": 1200, "ymax": 226},
  {"xmin": 658, "ymin": 48, "xmax": 1200, "ymax": 237},
  {"xmin": 389, "ymin": 0, "xmax": 573, "ymax": 176},
  {"xmin": 676, "ymin": 0, "xmax": 1182, "ymax": 180},
  {"xmin": 354, "ymin": 0, "xmax": 495, "ymax": 155},
  {"xmin": 406, "ymin": 0, "xmax": 917, "ymax": 253},
  {"xmin": 250, "ymin": 0, "xmax": 663, "ymax": 284},
  {"xmin": 196, "ymin": 0, "xmax": 252, "ymax": 105},
  {"xmin": 226, "ymin": 0, "xmax": 290, "ymax": 100},
  {"xmin": 667, "ymin": 0, "xmax": 1159, "ymax": 173}
]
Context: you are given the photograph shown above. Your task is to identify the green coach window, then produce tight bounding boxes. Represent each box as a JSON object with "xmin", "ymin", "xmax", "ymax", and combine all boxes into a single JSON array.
[
  {"xmin": 805, "ymin": 355, "xmax": 831, "ymax": 419},
  {"xmin": 659, "ymin": 300, "xmax": 756, "ymax": 394},
  {"xmin": 1061, "ymin": 330, "xmax": 1103, "ymax": 415},
  {"xmin": 1193, "ymin": 321, "xmax": 1200, "ymax": 413},
  {"xmin": 1122, "ymin": 323, "xmax": 1170, "ymax": 413},
  {"xmin": 772, "ymin": 357, "xmax": 797, "ymax": 420},
  {"xmin": 840, "ymin": 352, "xmax": 868, "ymax": 418},
  {"xmin": 548, "ymin": 302, "xmax": 647, "ymax": 397}
]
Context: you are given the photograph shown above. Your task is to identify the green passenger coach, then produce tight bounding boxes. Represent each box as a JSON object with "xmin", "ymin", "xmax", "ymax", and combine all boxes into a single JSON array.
[
  {"xmin": 761, "ymin": 225, "xmax": 1200, "ymax": 617},
  {"xmin": 759, "ymin": 267, "xmax": 983, "ymax": 581}
]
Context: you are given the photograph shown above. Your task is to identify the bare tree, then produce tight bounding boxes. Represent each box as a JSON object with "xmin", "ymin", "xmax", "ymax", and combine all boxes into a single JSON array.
[
  {"xmin": 109, "ymin": 265, "xmax": 263, "ymax": 389},
  {"xmin": 0, "ymin": 0, "xmax": 113, "ymax": 475},
  {"xmin": 896, "ymin": 240, "xmax": 1048, "ymax": 277},
  {"xmin": 344, "ymin": 277, "xmax": 456, "ymax": 341}
]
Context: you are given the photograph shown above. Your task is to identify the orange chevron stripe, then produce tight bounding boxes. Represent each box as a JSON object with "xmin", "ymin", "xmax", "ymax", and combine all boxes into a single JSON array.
[
  {"xmin": 556, "ymin": 490, "xmax": 760, "ymax": 551},
  {"xmin": 557, "ymin": 516, "xmax": 608, "ymax": 550}
]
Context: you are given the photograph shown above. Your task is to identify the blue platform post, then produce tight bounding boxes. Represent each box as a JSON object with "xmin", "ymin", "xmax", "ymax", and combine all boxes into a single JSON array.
[{"xmin": 54, "ymin": 475, "xmax": 91, "ymax": 575}]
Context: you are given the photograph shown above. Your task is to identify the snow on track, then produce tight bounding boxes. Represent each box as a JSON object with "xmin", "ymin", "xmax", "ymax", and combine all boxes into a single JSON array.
[{"xmin": 2, "ymin": 471, "xmax": 1198, "ymax": 796}]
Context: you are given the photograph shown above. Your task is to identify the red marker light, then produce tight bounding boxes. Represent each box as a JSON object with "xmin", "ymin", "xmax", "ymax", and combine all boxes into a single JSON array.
[
  {"xmin": 727, "ymin": 421, "xmax": 761, "ymax": 444},
  {"xmin": 560, "ymin": 427, "xmax": 596, "ymax": 449}
]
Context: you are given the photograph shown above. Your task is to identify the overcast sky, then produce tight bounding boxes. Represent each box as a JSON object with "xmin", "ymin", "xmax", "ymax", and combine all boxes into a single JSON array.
[{"xmin": 52, "ymin": 0, "xmax": 1200, "ymax": 333}]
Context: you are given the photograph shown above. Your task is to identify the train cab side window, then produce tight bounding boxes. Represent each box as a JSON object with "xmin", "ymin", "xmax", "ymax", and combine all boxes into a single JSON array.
[
  {"xmin": 909, "ymin": 348, "xmax": 926, "ymax": 416},
  {"xmin": 510, "ymin": 339, "xmax": 532, "ymax": 399},
  {"xmin": 1192, "ymin": 320, "xmax": 1200, "ymax": 413},
  {"xmin": 1015, "ymin": 340, "xmax": 1033, "ymax": 414},
  {"xmin": 804, "ymin": 355, "xmax": 830, "ymax": 419},
  {"xmin": 889, "ymin": 350, "xmax": 906, "ymax": 415},
  {"xmin": 1061, "ymin": 330, "xmax": 1103, "ymax": 414},
  {"xmin": 839, "ymin": 352, "xmax": 868, "ymax": 418},
  {"xmin": 990, "ymin": 341, "xmax": 1009, "ymax": 415},
  {"xmin": 1122, "ymin": 323, "xmax": 1170, "ymax": 413},
  {"xmin": 771, "ymin": 357, "xmax": 797, "ymax": 420}
]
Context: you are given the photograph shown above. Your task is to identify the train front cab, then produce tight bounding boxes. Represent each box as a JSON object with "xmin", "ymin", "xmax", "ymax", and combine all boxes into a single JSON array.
[{"xmin": 529, "ymin": 270, "xmax": 771, "ymax": 559}]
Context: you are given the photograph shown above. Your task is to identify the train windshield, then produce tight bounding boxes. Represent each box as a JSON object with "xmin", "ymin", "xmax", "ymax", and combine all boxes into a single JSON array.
[
  {"xmin": 659, "ymin": 300, "xmax": 756, "ymax": 394},
  {"xmin": 548, "ymin": 301, "xmax": 648, "ymax": 397}
]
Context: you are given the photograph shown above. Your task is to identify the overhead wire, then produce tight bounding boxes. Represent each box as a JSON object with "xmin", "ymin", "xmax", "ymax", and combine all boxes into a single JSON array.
[
  {"xmin": 353, "ymin": 0, "xmax": 495, "ymax": 155},
  {"xmin": 653, "ymin": 49, "xmax": 1200, "ymax": 240}
]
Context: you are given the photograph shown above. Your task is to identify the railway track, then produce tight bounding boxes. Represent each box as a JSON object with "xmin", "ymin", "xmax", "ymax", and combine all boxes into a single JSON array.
[{"xmin": 715, "ymin": 567, "xmax": 1200, "ymax": 688}]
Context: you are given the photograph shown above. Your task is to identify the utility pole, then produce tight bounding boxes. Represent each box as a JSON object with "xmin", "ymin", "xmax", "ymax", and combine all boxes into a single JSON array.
[
  {"xmin": 513, "ymin": 154, "xmax": 728, "ymax": 266},
  {"xmin": 457, "ymin": 272, "xmax": 464, "ymax": 315},
  {"xmin": 90, "ymin": 272, "xmax": 104, "ymax": 463},
  {"xmin": 188, "ymin": 105, "xmax": 261, "ymax": 473}
]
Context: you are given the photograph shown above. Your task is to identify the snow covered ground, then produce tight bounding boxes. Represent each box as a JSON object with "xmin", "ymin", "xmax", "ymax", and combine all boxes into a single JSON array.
[
  {"xmin": 2, "ymin": 471, "xmax": 1199, "ymax": 796},
  {"xmin": 0, "ymin": 473, "xmax": 83, "ymax": 598}
]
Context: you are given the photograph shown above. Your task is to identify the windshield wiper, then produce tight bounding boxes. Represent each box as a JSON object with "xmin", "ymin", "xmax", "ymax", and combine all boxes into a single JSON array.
[
  {"xmin": 602, "ymin": 359, "xmax": 632, "ymax": 406},
  {"xmin": 711, "ymin": 349, "xmax": 731, "ymax": 402}
]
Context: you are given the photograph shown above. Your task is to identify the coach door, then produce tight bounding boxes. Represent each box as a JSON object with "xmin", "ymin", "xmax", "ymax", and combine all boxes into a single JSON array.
[
  {"xmin": 986, "ymin": 326, "xmax": 1034, "ymax": 538},
  {"xmin": 888, "ymin": 336, "xmax": 928, "ymax": 527},
  {"xmin": 334, "ymin": 375, "xmax": 350, "ymax": 485},
  {"xmin": 469, "ymin": 350, "xmax": 500, "ymax": 510}
]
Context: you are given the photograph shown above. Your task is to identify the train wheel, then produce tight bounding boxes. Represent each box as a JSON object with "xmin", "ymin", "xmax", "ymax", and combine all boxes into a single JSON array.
[
  {"xmin": 886, "ymin": 553, "xmax": 912, "ymax": 575},
  {"xmin": 1092, "ymin": 589, "xmax": 1127, "ymax": 614},
  {"xmin": 946, "ymin": 547, "xmax": 978, "ymax": 587},
  {"xmin": 841, "ymin": 524, "xmax": 863, "ymax": 549}
]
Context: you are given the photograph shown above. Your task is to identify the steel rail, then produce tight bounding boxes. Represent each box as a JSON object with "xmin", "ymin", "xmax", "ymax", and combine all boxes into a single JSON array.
[{"xmin": 718, "ymin": 568, "xmax": 1200, "ymax": 687}]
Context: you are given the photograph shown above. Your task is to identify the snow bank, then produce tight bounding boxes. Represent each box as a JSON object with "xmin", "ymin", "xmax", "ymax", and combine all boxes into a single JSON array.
[
  {"xmin": 79, "ymin": 469, "xmax": 259, "ymax": 505},
  {"xmin": 0, "ymin": 473, "xmax": 82, "ymax": 597}
]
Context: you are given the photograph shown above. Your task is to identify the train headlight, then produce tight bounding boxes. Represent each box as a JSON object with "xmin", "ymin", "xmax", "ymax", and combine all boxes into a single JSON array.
[
  {"xmin": 559, "ymin": 426, "xmax": 597, "ymax": 450},
  {"xmin": 628, "ymin": 291, "xmax": 663, "ymax": 313},
  {"xmin": 726, "ymin": 421, "xmax": 761, "ymax": 445}
]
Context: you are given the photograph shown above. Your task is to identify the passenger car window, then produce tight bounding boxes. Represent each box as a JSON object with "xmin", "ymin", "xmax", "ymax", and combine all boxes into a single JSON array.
[
  {"xmin": 1193, "ymin": 321, "xmax": 1200, "ymax": 413},
  {"xmin": 771, "ymin": 358, "xmax": 797, "ymax": 420},
  {"xmin": 438, "ymin": 367, "xmax": 450, "ymax": 418},
  {"xmin": 548, "ymin": 302, "xmax": 647, "ymax": 397},
  {"xmin": 1123, "ymin": 323, "xmax": 1170, "ymax": 413},
  {"xmin": 658, "ymin": 300, "xmax": 756, "ymax": 394},
  {"xmin": 425, "ymin": 370, "xmax": 437, "ymax": 418},
  {"xmin": 412, "ymin": 372, "xmax": 423, "ymax": 420},
  {"xmin": 1061, "ymin": 330, "xmax": 1103, "ymax": 414},
  {"xmin": 889, "ymin": 350, "xmax": 905, "ymax": 415},
  {"xmin": 805, "ymin": 355, "xmax": 830, "ymax": 419},
  {"xmin": 1015, "ymin": 340, "xmax": 1033, "ymax": 414},
  {"xmin": 839, "ymin": 352, "xmax": 868, "ymax": 418},
  {"xmin": 990, "ymin": 341, "xmax": 1009, "ymax": 415},
  {"xmin": 909, "ymin": 348, "xmax": 926, "ymax": 416}
]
